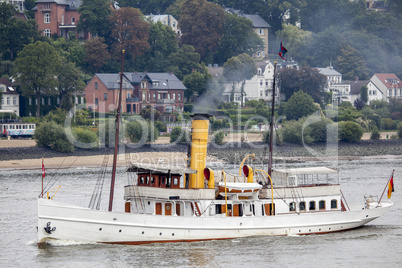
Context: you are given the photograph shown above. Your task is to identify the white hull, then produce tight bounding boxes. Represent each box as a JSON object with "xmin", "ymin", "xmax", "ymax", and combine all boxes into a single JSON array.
[{"xmin": 38, "ymin": 198, "xmax": 393, "ymax": 245}]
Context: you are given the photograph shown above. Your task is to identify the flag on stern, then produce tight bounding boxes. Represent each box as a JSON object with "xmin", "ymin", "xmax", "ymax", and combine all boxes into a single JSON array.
[
  {"xmin": 278, "ymin": 42, "xmax": 288, "ymax": 60},
  {"xmin": 42, "ymin": 157, "xmax": 46, "ymax": 178},
  {"xmin": 387, "ymin": 176, "xmax": 394, "ymax": 199}
]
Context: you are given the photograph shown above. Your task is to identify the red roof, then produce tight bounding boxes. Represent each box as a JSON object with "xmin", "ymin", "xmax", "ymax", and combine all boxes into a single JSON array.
[{"xmin": 373, "ymin": 73, "xmax": 401, "ymax": 88}]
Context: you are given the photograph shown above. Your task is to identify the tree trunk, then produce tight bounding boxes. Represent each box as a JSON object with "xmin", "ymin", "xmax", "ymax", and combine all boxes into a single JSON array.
[{"xmin": 36, "ymin": 91, "xmax": 41, "ymax": 117}]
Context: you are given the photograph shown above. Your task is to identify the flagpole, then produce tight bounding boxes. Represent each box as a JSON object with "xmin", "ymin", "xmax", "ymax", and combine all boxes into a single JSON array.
[
  {"xmin": 42, "ymin": 157, "xmax": 44, "ymax": 198},
  {"xmin": 377, "ymin": 169, "xmax": 395, "ymax": 205}
]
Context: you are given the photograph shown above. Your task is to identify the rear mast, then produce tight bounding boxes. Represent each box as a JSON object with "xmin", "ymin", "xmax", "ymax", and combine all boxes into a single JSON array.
[
  {"xmin": 108, "ymin": 49, "xmax": 125, "ymax": 212},
  {"xmin": 268, "ymin": 62, "xmax": 277, "ymax": 177}
]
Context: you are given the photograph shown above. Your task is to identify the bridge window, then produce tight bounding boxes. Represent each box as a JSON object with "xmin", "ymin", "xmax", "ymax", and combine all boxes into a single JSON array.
[
  {"xmin": 299, "ymin": 201, "xmax": 306, "ymax": 211},
  {"xmin": 319, "ymin": 200, "xmax": 326, "ymax": 210},
  {"xmin": 309, "ymin": 201, "xmax": 316, "ymax": 210},
  {"xmin": 331, "ymin": 199, "xmax": 338, "ymax": 209},
  {"xmin": 289, "ymin": 202, "xmax": 296, "ymax": 212}
]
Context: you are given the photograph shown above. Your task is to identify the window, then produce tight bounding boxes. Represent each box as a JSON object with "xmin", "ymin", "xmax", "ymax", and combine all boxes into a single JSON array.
[
  {"xmin": 95, "ymin": 98, "xmax": 98, "ymax": 105},
  {"xmin": 6, "ymin": 97, "xmax": 10, "ymax": 105},
  {"xmin": 44, "ymin": 29, "xmax": 51, "ymax": 37},
  {"xmin": 178, "ymin": 93, "xmax": 181, "ymax": 101},
  {"xmin": 300, "ymin": 201, "xmax": 306, "ymax": 211},
  {"xmin": 44, "ymin": 13, "xmax": 50, "ymax": 23},
  {"xmin": 260, "ymin": 80, "xmax": 263, "ymax": 86},
  {"xmin": 94, "ymin": 82, "xmax": 98, "ymax": 90},
  {"xmin": 319, "ymin": 200, "xmax": 326, "ymax": 210},
  {"xmin": 173, "ymin": 93, "xmax": 176, "ymax": 100},
  {"xmin": 153, "ymin": 93, "xmax": 156, "ymax": 100},
  {"xmin": 258, "ymin": 29, "xmax": 263, "ymax": 35},
  {"xmin": 61, "ymin": 14, "xmax": 64, "ymax": 25},
  {"xmin": 104, "ymin": 93, "xmax": 107, "ymax": 101},
  {"xmin": 71, "ymin": 17, "xmax": 75, "ymax": 24},
  {"xmin": 158, "ymin": 93, "xmax": 161, "ymax": 99},
  {"xmin": 42, "ymin": 98, "xmax": 45, "ymax": 105},
  {"xmin": 289, "ymin": 202, "xmax": 296, "ymax": 212},
  {"xmin": 260, "ymin": 91, "xmax": 263, "ymax": 97},
  {"xmin": 48, "ymin": 98, "xmax": 51, "ymax": 105},
  {"xmin": 13, "ymin": 97, "xmax": 17, "ymax": 105},
  {"xmin": 44, "ymin": 3, "xmax": 50, "ymax": 10},
  {"xmin": 29, "ymin": 98, "xmax": 32, "ymax": 105},
  {"xmin": 142, "ymin": 93, "xmax": 146, "ymax": 101},
  {"xmin": 173, "ymin": 178, "xmax": 178, "ymax": 185},
  {"xmin": 126, "ymin": 92, "xmax": 130, "ymax": 99},
  {"xmin": 141, "ymin": 82, "xmax": 147, "ymax": 89},
  {"xmin": 331, "ymin": 199, "xmax": 338, "ymax": 209},
  {"xmin": 309, "ymin": 201, "xmax": 316, "ymax": 210}
]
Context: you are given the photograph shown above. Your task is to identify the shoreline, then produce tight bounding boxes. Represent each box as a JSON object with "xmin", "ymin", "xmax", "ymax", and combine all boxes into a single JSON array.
[{"xmin": 1, "ymin": 138, "xmax": 402, "ymax": 170}]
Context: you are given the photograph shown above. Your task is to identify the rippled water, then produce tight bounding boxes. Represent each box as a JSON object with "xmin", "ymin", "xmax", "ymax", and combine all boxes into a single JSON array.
[{"xmin": 0, "ymin": 158, "xmax": 401, "ymax": 267}]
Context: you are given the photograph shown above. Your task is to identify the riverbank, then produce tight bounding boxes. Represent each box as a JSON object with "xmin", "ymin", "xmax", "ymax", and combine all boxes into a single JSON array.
[{"xmin": 1, "ymin": 138, "xmax": 402, "ymax": 170}]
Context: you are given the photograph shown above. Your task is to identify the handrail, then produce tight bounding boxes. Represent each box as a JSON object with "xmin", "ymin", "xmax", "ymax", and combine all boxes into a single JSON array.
[{"xmin": 46, "ymin": 185, "xmax": 61, "ymax": 200}]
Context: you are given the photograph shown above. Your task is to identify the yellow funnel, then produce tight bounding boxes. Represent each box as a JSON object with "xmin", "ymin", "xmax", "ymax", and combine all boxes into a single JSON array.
[{"xmin": 189, "ymin": 114, "xmax": 210, "ymax": 189}]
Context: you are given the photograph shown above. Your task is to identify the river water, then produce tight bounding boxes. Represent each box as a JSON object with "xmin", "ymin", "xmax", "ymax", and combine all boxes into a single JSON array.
[{"xmin": 0, "ymin": 157, "xmax": 401, "ymax": 267}]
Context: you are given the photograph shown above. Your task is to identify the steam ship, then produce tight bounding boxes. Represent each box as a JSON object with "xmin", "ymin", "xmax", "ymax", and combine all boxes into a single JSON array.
[{"xmin": 37, "ymin": 59, "xmax": 393, "ymax": 245}]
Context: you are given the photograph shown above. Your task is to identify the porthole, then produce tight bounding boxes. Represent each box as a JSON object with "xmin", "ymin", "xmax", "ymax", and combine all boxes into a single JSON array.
[
  {"xmin": 159, "ymin": 232, "xmax": 162, "ymax": 236},
  {"xmin": 172, "ymin": 233, "xmax": 174, "ymax": 236},
  {"xmin": 119, "ymin": 230, "xmax": 122, "ymax": 233},
  {"xmin": 148, "ymin": 201, "xmax": 151, "ymax": 205},
  {"xmin": 99, "ymin": 228, "xmax": 102, "ymax": 231},
  {"xmin": 142, "ymin": 231, "xmax": 144, "ymax": 234}
]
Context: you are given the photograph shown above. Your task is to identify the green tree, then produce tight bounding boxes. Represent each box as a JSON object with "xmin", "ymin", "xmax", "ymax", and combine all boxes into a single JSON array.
[
  {"xmin": 214, "ymin": 13, "xmax": 264, "ymax": 65},
  {"xmin": 55, "ymin": 58, "xmax": 85, "ymax": 111},
  {"xmin": 0, "ymin": 3, "xmax": 39, "ymax": 61},
  {"xmin": 134, "ymin": 21, "xmax": 178, "ymax": 72},
  {"xmin": 140, "ymin": 105, "xmax": 161, "ymax": 121},
  {"xmin": 119, "ymin": 0, "xmax": 176, "ymax": 14},
  {"xmin": 170, "ymin": 126, "xmax": 190, "ymax": 144},
  {"xmin": 14, "ymin": 41, "xmax": 61, "ymax": 117},
  {"xmin": 284, "ymin": 90, "xmax": 317, "ymax": 121},
  {"xmin": 276, "ymin": 24, "xmax": 313, "ymax": 60},
  {"xmin": 77, "ymin": 0, "xmax": 112, "ymax": 37},
  {"xmin": 83, "ymin": 37, "xmax": 111, "ymax": 73},
  {"xmin": 179, "ymin": 0, "xmax": 225, "ymax": 60},
  {"xmin": 167, "ymin": 45, "xmax": 204, "ymax": 80},
  {"xmin": 109, "ymin": 7, "xmax": 150, "ymax": 60},
  {"xmin": 126, "ymin": 119, "xmax": 159, "ymax": 143},
  {"xmin": 360, "ymin": 85, "xmax": 368, "ymax": 103},
  {"xmin": 34, "ymin": 121, "xmax": 75, "ymax": 152},
  {"xmin": 183, "ymin": 70, "xmax": 211, "ymax": 100},
  {"xmin": 278, "ymin": 66, "xmax": 326, "ymax": 103},
  {"xmin": 223, "ymin": 53, "xmax": 256, "ymax": 106},
  {"xmin": 336, "ymin": 45, "xmax": 369, "ymax": 80},
  {"xmin": 338, "ymin": 121, "xmax": 364, "ymax": 143}
]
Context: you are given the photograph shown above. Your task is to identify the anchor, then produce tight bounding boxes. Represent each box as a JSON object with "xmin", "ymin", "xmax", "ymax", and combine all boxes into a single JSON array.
[{"xmin": 44, "ymin": 222, "xmax": 56, "ymax": 234}]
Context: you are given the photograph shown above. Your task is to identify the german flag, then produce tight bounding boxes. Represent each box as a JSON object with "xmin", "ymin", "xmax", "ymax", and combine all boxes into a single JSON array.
[{"xmin": 387, "ymin": 176, "xmax": 394, "ymax": 199}]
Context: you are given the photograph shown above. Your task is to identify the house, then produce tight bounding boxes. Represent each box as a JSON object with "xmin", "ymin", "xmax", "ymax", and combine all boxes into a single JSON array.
[
  {"xmin": 0, "ymin": 78, "xmax": 19, "ymax": 116},
  {"xmin": 315, "ymin": 66, "xmax": 344, "ymax": 105},
  {"xmin": 32, "ymin": 0, "xmax": 88, "ymax": 39},
  {"xmin": 84, "ymin": 72, "xmax": 186, "ymax": 120},
  {"xmin": 225, "ymin": 8, "xmax": 271, "ymax": 59},
  {"xmin": 146, "ymin": 14, "xmax": 180, "ymax": 35},
  {"xmin": 367, "ymin": 73, "xmax": 402, "ymax": 103},
  {"xmin": 1, "ymin": 0, "xmax": 25, "ymax": 12},
  {"xmin": 337, "ymin": 79, "xmax": 370, "ymax": 105},
  {"xmin": 210, "ymin": 61, "xmax": 281, "ymax": 106}
]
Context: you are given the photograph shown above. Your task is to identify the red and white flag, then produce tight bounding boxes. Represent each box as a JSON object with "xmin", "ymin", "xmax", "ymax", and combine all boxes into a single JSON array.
[{"xmin": 42, "ymin": 158, "xmax": 46, "ymax": 178}]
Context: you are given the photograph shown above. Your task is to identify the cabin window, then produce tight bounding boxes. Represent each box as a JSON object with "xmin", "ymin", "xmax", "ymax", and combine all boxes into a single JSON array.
[
  {"xmin": 173, "ymin": 178, "xmax": 178, "ymax": 185},
  {"xmin": 309, "ymin": 201, "xmax": 316, "ymax": 210},
  {"xmin": 319, "ymin": 200, "xmax": 326, "ymax": 210},
  {"xmin": 289, "ymin": 202, "xmax": 296, "ymax": 212},
  {"xmin": 146, "ymin": 177, "xmax": 150, "ymax": 184},
  {"xmin": 331, "ymin": 199, "xmax": 338, "ymax": 209},
  {"xmin": 215, "ymin": 204, "xmax": 222, "ymax": 214},
  {"xmin": 140, "ymin": 176, "xmax": 144, "ymax": 184},
  {"xmin": 150, "ymin": 177, "xmax": 155, "ymax": 184},
  {"xmin": 299, "ymin": 201, "xmax": 306, "ymax": 211}
]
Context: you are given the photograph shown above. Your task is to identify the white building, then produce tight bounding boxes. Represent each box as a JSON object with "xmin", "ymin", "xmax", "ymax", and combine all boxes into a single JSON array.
[
  {"xmin": 368, "ymin": 73, "xmax": 402, "ymax": 103},
  {"xmin": 146, "ymin": 14, "xmax": 180, "ymax": 35},
  {"xmin": 0, "ymin": 78, "xmax": 19, "ymax": 116},
  {"xmin": 0, "ymin": 0, "xmax": 25, "ymax": 12}
]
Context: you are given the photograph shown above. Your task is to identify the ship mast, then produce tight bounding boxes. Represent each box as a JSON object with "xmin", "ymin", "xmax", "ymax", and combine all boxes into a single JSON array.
[
  {"xmin": 108, "ymin": 49, "xmax": 125, "ymax": 212},
  {"xmin": 268, "ymin": 61, "xmax": 277, "ymax": 177}
]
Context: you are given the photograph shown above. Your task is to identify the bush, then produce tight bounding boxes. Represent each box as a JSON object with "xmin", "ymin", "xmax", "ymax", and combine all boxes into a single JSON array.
[
  {"xmin": 154, "ymin": 121, "xmax": 167, "ymax": 132},
  {"xmin": 73, "ymin": 127, "xmax": 98, "ymax": 148},
  {"xmin": 126, "ymin": 120, "xmax": 159, "ymax": 144},
  {"xmin": 370, "ymin": 127, "xmax": 380, "ymax": 140},
  {"xmin": 170, "ymin": 127, "xmax": 190, "ymax": 144},
  {"xmin": 211, "ymin": 131, "xmax": 224, "ymax": 145},
  {"xmin": 262, "ymin": 129, "xmax": 282, "ymax": 145},
  {"xmin": 34, "ymin": 121, "xmax": 74, "ymax": 152},
  {"xmin": 338, "ymin": 121, "xmax": 364, "ymax": 142},
  {"xmin": 309, "ymin": 118, "xmax": 333, "ymax": 143},
  {"xmin": 279, "ymin": 119, "xmax": 313, "ymax": 144},
  {"xmin": 398, "ymin": 122, "xmax": 402, "ymax": 139},
  {"xmin": 382, "ymin": 118, "xmax": 395, "ymax": 130}
]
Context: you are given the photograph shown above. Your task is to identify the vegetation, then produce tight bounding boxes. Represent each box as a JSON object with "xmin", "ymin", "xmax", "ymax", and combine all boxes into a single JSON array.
[
  {"xmin": 170, "ymin": 127, "xmax": 190, "ymax": 144},
  {"xmin": 34, "ymin": 121, "xmax": 75, "ymax": 152},
  {"xmin": 338, "ymin": 121, "xmax": 364, "ymax": 143},
  {"xmin": 126, "ymin": 119, "xmax": 159, "ymax": 144},
  {"xmin": 284, "ymin": 91, "xmax": 318, "ymax": 121},
  {"xmin": 211, "ymin": 131, "xmax": 225, "ymax": 145}
]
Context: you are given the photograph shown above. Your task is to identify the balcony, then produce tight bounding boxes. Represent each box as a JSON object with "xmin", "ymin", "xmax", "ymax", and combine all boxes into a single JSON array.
[
  {"xmin": 126, "ymin": 97, "xmax": 139, "ymax": 103},
  {"xmin": 157, "ymin": 99, "xmax": 175, "ymax": 104}
]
